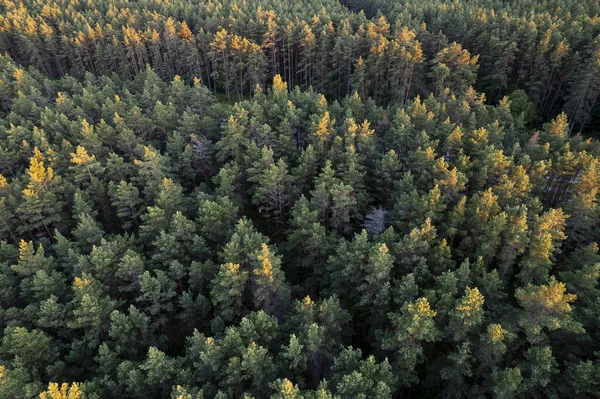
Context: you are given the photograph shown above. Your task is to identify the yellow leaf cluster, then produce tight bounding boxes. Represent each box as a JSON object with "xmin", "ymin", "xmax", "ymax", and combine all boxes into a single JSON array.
[
  {"xmin": 56, "ymin": 92, "xmax": 66, "ymax": 104},
  {"xmin": 70, "ymin": 146, "xmax": 95, "ymax": 165},
  {"xmin": 409, "ymin": 297, "xmax": 437, "ymax": 319},
  {"xmin": 39, "ymin": 382, "xmax": 82, "ymax": 399},
  {"xmin": 358, "ymin": 120, "xmax": 374, "ymax": 138},
  {"xmin": 74, "ymin": 276, "xmax": 91, "ymax": 289},
  {"xmin": 519, "ymin": 276, "xmax": 576, "ymax": 315},
  {"xmin": 28, "ymin": 147, "xmax": 53, "ymax": 185},
  {"xmin": 315, "ymin": 112, "xmax": 331, "ymax": 140},
  {"xmin": 174, "ymin": 385, "xmax": 191, "ymax": 399},
  {"xmin": 19, "ymin": 239, "xmax": 34, "ymax": 260},
  {"xmin": 487, "ymin": 323, "xmax": 508, "ymax": 342},
  {"xmin": 280, "ymin": 379, "xmax": 296, "ymax": 398},
  {"xmin": 456, "ymin": 287, "xmax": 485, "ymax": 320},
  {"xmin": 272, "ymin": 74, "xmax": 287, "ymax": 93},
  {"xmin": 13, "ymin": 68, "xmax": 23, "ymax": 82},
  {"xmin": 546, "ymin": 112, "xmax": 569, "ymax": 138},
  {"xmin": 223, "ymin": 262, "xmax": 240, "ymax": 276},
  {"xmin": 178, "ymin": 21, "xmax": 194, "ymax": 41},
  {"xmin": 255, "ymin": 243, "xmax": 274, "ymax": 282}
]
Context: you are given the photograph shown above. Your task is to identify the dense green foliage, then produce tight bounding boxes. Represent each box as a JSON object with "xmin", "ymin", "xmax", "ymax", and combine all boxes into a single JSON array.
[
  {"xmin": 0, "ymin": 0, "xmax": 600, "ymax": 398},
  {"xmin": 2, "ymin": 0, "xmax": 600, "ymax": 131}
]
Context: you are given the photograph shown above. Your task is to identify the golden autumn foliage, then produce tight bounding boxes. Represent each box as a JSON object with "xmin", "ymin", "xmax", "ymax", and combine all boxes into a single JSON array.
[
  {"xmin": 409, "ymin": 297, "xmax": 437, "ymax": 319},
  {"xmin": 455, "ymin": 287, "xmax": 485, "ymax": 323},
  {"xmin": 28, "ymin": 148, "xmax": 53, "ymax": 184},
  {"xmin": 516, "ymin": 276, "xmax": 576, "ymax": 316},
  {"xmin": 70, "ymin": 146, "xmax": 95, "ymax": 165},
  {"xmin": 39, "ymin": 383, "xmax": 82, "ymax": 399},
  {"xmin": 272, "ymin": 74, "xmax": 287, "ymax": 93},
  {"xmin": 255, "ymin": 243, "xmax": 274, "ymax": 282},
  {"xmin": 487, "ymin": 323, "xmax": 508, "ymax": 342},
  {"xmin": 314, "ymin": 111, "xmax": 332, "ymax": 141}
]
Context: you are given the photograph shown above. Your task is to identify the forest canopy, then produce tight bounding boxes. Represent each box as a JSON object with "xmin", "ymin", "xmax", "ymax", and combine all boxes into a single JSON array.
[{"xmin": 0, "ymin": 0, "xmax": 599, "ymax": 398}]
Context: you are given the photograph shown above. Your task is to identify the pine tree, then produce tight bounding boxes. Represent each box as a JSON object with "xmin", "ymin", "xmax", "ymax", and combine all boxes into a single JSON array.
[
  {"xmin": 518, "ymin": 209, "xmax": 567, "ymax": 284},
  {"xmin": 249, "ymin": 148, "xmax": 296, "ymax": 232},
  {"xmin": 17, "ymin": 147, "xmax": 64, "ymax": 237},
  {"xmin": 331, "ymin": 347, "xmax": 396, "ymax": 398},
  {"xmin": 448, "ymin": 286, "xmax": 485, "ymax": 340},
  {"xmin": 429, "ymin": 42, "xmax": 479, "ymax": 95},
  {"xmin": 211, "ymin": 262, "xmax": 248, "ymax": 324},
  {"xmin": 109, "ymin": 180, "xmax": 143, "ymax": 230},
  {"xmin": 252, "ymin": 243, "xmax": 290, "ymax": 318},
  {"xmin": 515, "ymin": 276, "xmax": 581, "ymax": 342},
  {"xmin": 134, "ymin": 146, "xmax": 170, "ymax": 202},
  {"xmin": 197, "ymin": 195, "xmax": 239, "ymax": 244},
  {"xmin": 0, "ymin": 174, "xmax": 16, "ymax": 241},
  {"xmin": 381, "ymin": 297, "xmax": 439, "ymax": 386}
]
